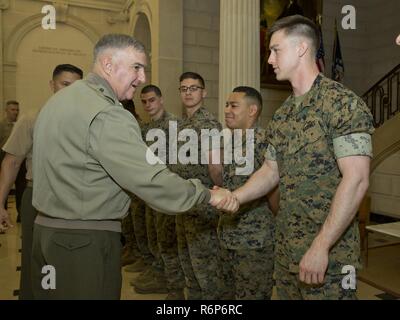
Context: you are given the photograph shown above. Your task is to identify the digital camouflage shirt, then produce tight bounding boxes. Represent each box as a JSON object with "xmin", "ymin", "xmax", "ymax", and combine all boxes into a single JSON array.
[
  {"xmin": 174, "ymin": 106, "xmax": 222, "ymax": 217},
  {"xmin": 174, "ymin": 106, "xmax": 222, "ymax": 186},
  {"xmin": 218, "ymin": 126, "xmax": 275, "ymax": 250},
  {"xmin": 265, "ymin": 74, "xmax": 374, "ymax": 274}
]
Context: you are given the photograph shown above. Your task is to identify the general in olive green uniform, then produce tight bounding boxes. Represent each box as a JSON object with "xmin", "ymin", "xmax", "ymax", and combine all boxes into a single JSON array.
[
  {"xmin": 31, "ymin": 73, "xmax": 210, "ymax": 299},
  {"xmin": 265, "ymin": 74, "xmax": 374, "ymax": 299},
  {"xmin": 219, "ymin": 127, "xmax": 275, "ymax": 300},
  {"xmin": 141, "ymin": 111, "xmax": 185, "ymax": 294},
  {"xmin": 173, "ymin": 107, "xmax": 225, "ymax": 300}
]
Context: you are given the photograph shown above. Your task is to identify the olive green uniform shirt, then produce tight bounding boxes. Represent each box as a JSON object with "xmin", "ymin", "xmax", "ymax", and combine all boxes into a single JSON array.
[
  {"xmin": 0, "ymin": 118, "xmax": 14, "ymax": 163},
  {"xmin": 0, "ymin": 118, "xmax": 14, "ymax": 148},
  {"xmin": 2, "ymin": 113, "xmax": 36, "ymax": 181},
  {"xmin": 32, "ymin": 73, "xmax": 210, "ymax": 231}
]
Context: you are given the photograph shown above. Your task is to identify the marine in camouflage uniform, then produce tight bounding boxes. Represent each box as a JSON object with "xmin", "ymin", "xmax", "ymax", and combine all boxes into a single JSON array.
[
  {"xmin": 219, "ymin": 126, "xmax": 275, "ymax": 300},
  {"xmin": 173, "ymin": 106, "xmax": 226, "ymax": 300},
  {"xmin": 130, "ymin": 195, "xmax": 152, "ymax": 265},
  {"xmin": 141, "ymin": 111, "xmax": 186, "ymax": 293},
  {"xmin": 121, "ymin": 210, "xmax": 141, "ymax": 260},
  {"xmin": 265, "ymin": 74, "xmax": 375, "ymax": 299},
  {"xmin": 120, "ymin": 111, "xmax": 146, "ymax": 263}
]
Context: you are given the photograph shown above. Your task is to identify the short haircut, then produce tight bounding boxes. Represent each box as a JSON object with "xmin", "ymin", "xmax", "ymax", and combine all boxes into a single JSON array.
[
  {"xmin": 233, "ymin": 86, "xmax": 263, "ymax": 118},
  {"xmin": 141, "ymin": 85, "xmax": 162, "ymax": 97},
  {"xmin": 6, "ymin": 100, "xmax": 19, "ymax": 107},
  {"xmin": 94, "ymin": 34, "xmax": 146, "ymax": 62},
  {"xmin": 179, "ymin": 72, "xmax": 205, "ymax": 88},
  {"xmin": 52, "ymin": 64, "xmax": 83, "ymax": 79},
  {"xmin": 268, "ymin": 15, "xmax": 320, "ymax": 55}
]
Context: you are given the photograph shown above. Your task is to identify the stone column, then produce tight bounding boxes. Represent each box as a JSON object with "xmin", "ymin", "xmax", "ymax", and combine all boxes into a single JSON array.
[{"xmin": 218, "ymin": 0, "xmax": 260, "ymax": 124}]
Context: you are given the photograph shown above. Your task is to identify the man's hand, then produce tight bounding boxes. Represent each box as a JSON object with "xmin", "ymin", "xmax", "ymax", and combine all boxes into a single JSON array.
[
  {"xmin": 0, "ymin": 207, "xmax": 13, "ymax": 232},
  {"xmin": 299, "ymin": 240, "xmax": 329, "ymax": 285},
  {"xmin": 209, "ymin": 186, "xmax": 239, "ymax": 213}
]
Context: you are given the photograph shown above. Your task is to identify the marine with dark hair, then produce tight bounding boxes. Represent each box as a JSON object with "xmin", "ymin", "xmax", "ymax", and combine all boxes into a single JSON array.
[
  {"xmin": 219, "ymin": 86, "xmax": 277, "ymax": 299},
  {"xmin": 52, "ymin": 64, "xmax": 83, "ymax": 80},
  {"xmin": 174, "ymin": 71, "xmax": 227, "ymax": 300},
  {"xmin": 130, "ymin": 84, "xmax": 185, "ymax": 299}
]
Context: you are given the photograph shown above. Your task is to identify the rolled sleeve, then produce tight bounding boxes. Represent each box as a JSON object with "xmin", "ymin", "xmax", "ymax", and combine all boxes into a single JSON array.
[
  {"xmin": 2, "ymin": 114, "xmax": 34, "ymax": 157},
  {"xmin": 333, "ymin": 133, "xmax": 373, "ymax": 159}
]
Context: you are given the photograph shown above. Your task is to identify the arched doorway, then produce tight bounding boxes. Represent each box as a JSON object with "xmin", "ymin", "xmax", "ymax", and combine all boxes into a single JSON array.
[{"xmin": 15, "ymin": 24, "xmax": 93, "ymax": 115}]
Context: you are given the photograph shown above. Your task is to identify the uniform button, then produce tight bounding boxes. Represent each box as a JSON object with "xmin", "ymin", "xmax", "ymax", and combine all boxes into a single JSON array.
[{"xmin": 99, "ymin": 88, "xmax": 104, "ymax": 92}]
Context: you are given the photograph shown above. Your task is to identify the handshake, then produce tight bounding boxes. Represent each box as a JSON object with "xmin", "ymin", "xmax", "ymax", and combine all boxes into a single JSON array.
[{"xmin": 208, "ymin": 186, "xmax": 240, "ymax": 213}]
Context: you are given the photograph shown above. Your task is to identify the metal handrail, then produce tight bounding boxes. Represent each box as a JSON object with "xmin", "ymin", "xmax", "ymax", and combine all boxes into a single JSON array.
[{"xmin": 362, "ymin": 63, "xmax": 400, "ymax": 128}]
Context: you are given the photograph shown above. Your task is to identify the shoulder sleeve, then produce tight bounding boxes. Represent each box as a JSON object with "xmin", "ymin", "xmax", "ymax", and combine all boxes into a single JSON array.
[
  {"xmin": 333, "ymin": 133, "xmax": 372, "ymax": 158},
  {"xmin": 2, "ymin": 114, "xmax": 34, "ymax": 157},
  {"xmin": 88, "ymin": 107, "xmax": 210, "ymax": 214},
  {"xmin": 328, "ymin": 94, "xmax": 375, "ymax": 139}
]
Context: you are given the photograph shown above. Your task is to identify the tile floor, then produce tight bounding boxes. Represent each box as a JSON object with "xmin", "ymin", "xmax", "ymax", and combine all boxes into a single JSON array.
[{"xmin": 0, "ymin": 195, "xmax": 398, "ymax": 300}]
